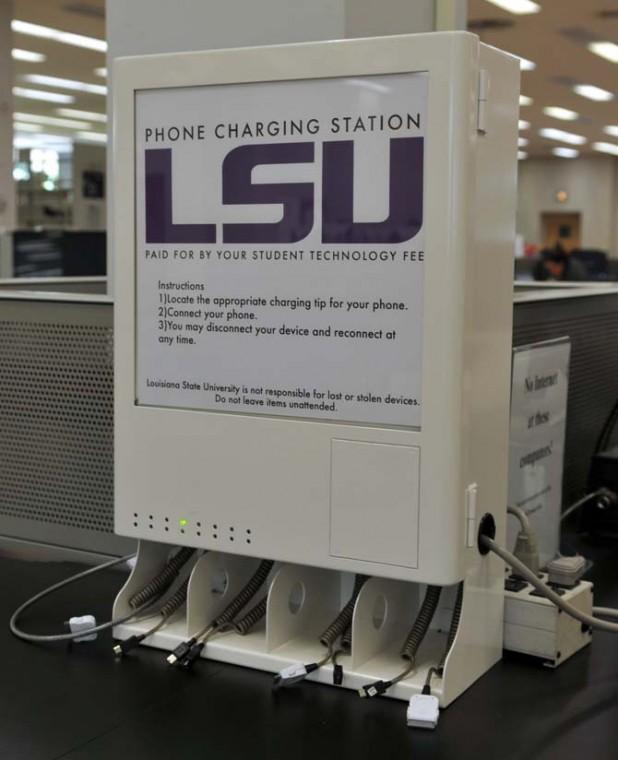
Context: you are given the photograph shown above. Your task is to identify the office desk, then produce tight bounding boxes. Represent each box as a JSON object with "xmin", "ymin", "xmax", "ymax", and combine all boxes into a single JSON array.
[{"xmin": 1, "ymin": 537, "xmax": 617, "ymax": 760}]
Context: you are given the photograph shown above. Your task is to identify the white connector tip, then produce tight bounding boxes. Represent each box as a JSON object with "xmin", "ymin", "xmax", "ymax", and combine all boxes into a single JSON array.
[
  {"xmin": 68, "ymin": 615, "xmax": 97, "ymax": 643},
  {"xmin": 406, "ymin": 694, "xmax": 440, "ymax": 730}
]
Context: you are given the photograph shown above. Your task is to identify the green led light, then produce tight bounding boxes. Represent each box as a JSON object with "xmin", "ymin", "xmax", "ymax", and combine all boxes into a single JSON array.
[{"xmin": 179, "ymin": 519, "xmax": 188, "ymax": 527}]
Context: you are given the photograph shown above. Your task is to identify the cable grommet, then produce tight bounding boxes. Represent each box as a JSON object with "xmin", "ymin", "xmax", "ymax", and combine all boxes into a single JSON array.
[{"xmin": 477, "ymin": 513, "xmax": 496, "ymax": 555}]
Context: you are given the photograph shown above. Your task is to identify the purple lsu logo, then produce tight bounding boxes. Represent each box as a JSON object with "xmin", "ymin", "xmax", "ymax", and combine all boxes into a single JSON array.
[{"xmin": 145, "ymin": 137, "xmax": 423, "ymax": 245}]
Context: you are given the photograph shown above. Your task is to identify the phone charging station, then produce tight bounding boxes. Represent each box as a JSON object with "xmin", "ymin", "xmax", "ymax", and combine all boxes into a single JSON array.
[{"xmin": 112, "ymin": 31, "xmax": 519, "ymax": 706}]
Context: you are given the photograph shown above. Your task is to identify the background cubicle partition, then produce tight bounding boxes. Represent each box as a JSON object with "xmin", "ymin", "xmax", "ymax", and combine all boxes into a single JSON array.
[
  {"xmin": 0, "ymin": 277, "xmax": 107, "ymax": 294},
  {"xmin": 0, "ymin": 286, "xmax": 615, "ymax": 558},
  {"xmin": 0, "ymin": 231, "xmax": 106, "ymax": 279},
  {"xmin": 514, "ymin": 256, "xmax": 618, "ymax": 283},
  {"xmin": 513, "ymin": 286, "xmax": 618, "ymax": 506}
]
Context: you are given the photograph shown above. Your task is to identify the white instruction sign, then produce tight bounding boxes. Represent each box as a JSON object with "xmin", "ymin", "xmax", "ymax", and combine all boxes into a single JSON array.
[
  {"xmin": 135, "ymin": 73, "xmax": 427, "ymax": 426},
  {"xmin": 508, "ymin": 338, "xmax": 571, "ymax": 564}
]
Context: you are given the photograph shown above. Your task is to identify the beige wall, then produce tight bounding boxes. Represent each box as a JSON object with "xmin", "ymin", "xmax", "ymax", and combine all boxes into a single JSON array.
[{"xmin": 517, "ymin": 155, "xmax": 618, "ymax": 257}]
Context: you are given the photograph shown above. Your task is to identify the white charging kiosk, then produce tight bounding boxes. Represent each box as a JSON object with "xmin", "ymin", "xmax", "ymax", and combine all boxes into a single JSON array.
[{"xmin": 113, "ymin": 32, "xmax": 519, "ymax": 705}]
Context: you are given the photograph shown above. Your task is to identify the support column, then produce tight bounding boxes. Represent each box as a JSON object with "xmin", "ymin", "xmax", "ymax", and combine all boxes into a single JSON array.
[
  {"xmin": 0, "ymin": 0, "xmax": 15, "ymax": 232},
  {"xmin": 435, "ymin": 0, "xmax": 468, "ymax": 32},
  {"xmin": 345, "ymin": 0, "xmax": 435, "ymax": 38},
  {"xmin": 106, "ymin": 0, "xmax": 467, "ymax": 60}
]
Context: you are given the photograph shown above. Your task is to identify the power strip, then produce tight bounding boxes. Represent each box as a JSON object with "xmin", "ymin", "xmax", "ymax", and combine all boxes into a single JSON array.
[{"xmin": 503, "ymin": 574, "xmax": 593, "ymax": 667}]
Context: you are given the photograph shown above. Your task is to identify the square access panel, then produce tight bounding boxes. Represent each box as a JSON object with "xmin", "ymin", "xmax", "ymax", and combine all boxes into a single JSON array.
[{"xmin": 330, "ymin": 440, "xmax": 420, "ymax": 568}]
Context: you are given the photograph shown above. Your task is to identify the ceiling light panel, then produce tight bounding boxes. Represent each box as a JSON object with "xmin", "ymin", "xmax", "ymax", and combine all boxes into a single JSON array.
[
  {"xmin": 22, "ymin": 74, "xmax": 107, "ymax": 96},
  {"xmin": 14, "ymin": 112, "xmax": 91, "ymax": 129},
  {"xmin": 573, "ymin": 84, "xmax": 614, "ymax": 101},
  {"xmin": 485, "ymin": 0, "xmax": 540, "ymax": 14},
  {"xmin": 603, "ymin": 125, "xmax": 618, "ymax": 138},
  {"xmin": 13, "ymin": 134, "xmax": 72, "ymax": 153},
  {"xmin": 552, "ymin": 147, "xmax": 579, "ymax": 158},
  {"xmin": 12, "ymin": 49, "xmax": 46, "ymax": 63},
  {"xmin": 519, "ymin": 94, "xmax": 533, "ymax": 106},
  {"xmin": 14, "ymin": 122, "xmax": 43, "ymax": 133},
  {"xmin": 56, "ymin": 108, "xmax": 107, "ymax": 123},
  {"xmin": 593, "ymin": 141, "xmax": 618, "ymax": 155},
  {"xmin": 539, "ymin": 127, "xmax": 586, "ymax": 145},
  {"xmin": 543, "ymin": 106, "xmax": 579, "ymax": 121},
  {"xmin": 76, "ymin": 131, "xmax": 107, "ymax": 144},
  {"xmin": 588, "ymin": 41, "xmax": 618, "ymax": 64},
  {"xmin": 517, "ymin": 56, "xmax": 536, "ymax": 71},
  {"xmin": 11, "ymin": 20, "xmax": 107, "ymax": 52},
  {"xmin": 13, "ymin": 87, "xmax": 74, "ymax": 104},
  {"xmin": 519, "ymin": 120, "xmax": 530, "ymax": 130}
]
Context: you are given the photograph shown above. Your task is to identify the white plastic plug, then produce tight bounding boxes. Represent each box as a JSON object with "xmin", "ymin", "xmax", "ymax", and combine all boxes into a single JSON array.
[
  {"xmin": 68, "ymin": 615, "xmax": 97, "ymax": 642},
  {"xmin": 406, "ymin": 694, "xmax": 440, "ymax": 729},
  {"xmin": 546, "ymin": 555, "xmax": 586, "ymax": 587}
]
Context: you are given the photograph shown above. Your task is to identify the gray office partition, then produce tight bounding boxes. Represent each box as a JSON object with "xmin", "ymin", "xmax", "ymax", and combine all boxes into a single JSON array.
[{"xmin": 0, "ymin": 292, "xmax": 132, "ymax": 555}]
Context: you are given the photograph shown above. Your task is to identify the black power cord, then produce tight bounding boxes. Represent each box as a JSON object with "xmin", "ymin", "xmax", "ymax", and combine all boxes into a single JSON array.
[
  {"xmin": 593, "ymin": 399, "xmax": 618, "ymax": 457},
  {"xmin": 11, "ymin": 547, "xmax": 197, "ymax": 644}
]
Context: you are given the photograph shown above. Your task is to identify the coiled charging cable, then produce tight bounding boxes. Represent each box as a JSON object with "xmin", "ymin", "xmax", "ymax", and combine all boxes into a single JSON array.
[
  {"xmin": 167, "ymin": 559, "xmax": 274, "ymax": 668},
  {"xmin": 359, "ymin": 584, "xmax": 442, "ymax": 698},
  {"xmin": 114, "ymin": 577, "xmax": 191, "ymax": 656},
  {"xmin": 423, "ymin": 581, "xmax": 464, "ymax": 695},
  {"xmin": 127, "ymin": 547, "xmax": 195, "ymax": 609},
  {"xmin": 274, "ymin": 574, "xmax": 368, "ymax": 688},
  {"xmin": 231, "ymin": 596, "xmax": 268, "ymax": 635}
]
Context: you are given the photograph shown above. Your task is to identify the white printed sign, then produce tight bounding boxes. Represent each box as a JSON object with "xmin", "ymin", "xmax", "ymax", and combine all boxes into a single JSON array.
[
  {"xmin": 508, "ymin": 338, "xmax": 571, "ymax": 564},
  {"xmin": 135, "ymin": 73, "xmax": 427, "ymax": 426}
]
